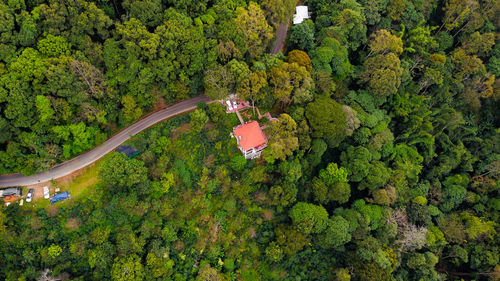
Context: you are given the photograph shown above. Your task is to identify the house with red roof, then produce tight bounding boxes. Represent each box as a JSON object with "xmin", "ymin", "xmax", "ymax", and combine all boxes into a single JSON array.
[{"xmin": 232, "ymin": 121, "xmax": 267, "ymax": 159}]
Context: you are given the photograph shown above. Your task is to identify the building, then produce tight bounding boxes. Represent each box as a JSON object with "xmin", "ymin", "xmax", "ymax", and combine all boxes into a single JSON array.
[
  {"xmin": 293, "ymin": 6, "xmax": 310, "ymax": 25},
  {"xmin": 232, "ymin": 121, "xmax": 267, "ymax": 159}
]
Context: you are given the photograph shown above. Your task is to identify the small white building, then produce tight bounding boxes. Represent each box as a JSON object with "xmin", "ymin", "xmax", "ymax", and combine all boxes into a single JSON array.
[{"xmin": 293, "ymin": 6, "xmax": 310, "ymax": 25}]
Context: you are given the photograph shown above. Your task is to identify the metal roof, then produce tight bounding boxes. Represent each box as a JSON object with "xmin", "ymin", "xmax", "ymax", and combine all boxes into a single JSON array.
[{"xmin": 233, "ymin": 121, "xmax": 267, "ymax": 151}]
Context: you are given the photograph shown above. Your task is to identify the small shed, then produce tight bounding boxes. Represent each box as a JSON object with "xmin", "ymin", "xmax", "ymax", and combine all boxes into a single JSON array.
[
  {"xmin": 116, "ymin": 145, "xmax": 139, "ymax": 158},
  {"xmin": 232, "ymin": 121, "xmax": 267, "ymax": 159},
  {"xmin": 293, "ymin": 6, "xmax": 310, "ymax": 25}
]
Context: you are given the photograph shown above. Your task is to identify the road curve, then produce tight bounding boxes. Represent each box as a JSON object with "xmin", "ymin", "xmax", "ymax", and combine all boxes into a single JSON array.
[{"xmin": 0, "ymin": 95, "xmax": 212, "ymax": 187}]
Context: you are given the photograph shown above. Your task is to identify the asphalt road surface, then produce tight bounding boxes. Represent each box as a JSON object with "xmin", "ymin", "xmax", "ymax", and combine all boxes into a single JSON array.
[
  {"xmin": 0, "ymin": 95, "xmax": 211, "ymax": 187},
  {"xmin": 271, "ymin": 23, "xmax": 289, "ymax": 54}
]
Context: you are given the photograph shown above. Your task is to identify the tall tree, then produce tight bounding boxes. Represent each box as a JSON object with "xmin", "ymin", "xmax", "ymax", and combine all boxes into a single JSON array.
[
  {"xmin": 305, "ymin": 96, "xmax": 347, "ymax": 147},
  {"xmin": 234, "ymin": 2, "xmax": 274, "ymax": 59}
]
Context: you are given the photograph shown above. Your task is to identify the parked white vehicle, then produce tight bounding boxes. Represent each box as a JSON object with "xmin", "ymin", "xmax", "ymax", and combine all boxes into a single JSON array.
[
  {"xmin": 232, "ymin": 100, "xmax": 238, "ymax": 110},
  {"xmin": 26, "ymin": 188, "xmax": 34, "ymax": 203},
  {"xmin": 43, "ymin": 186, "xmax": 50, "ymax": 199},
  {"xmin": 226, "ymin": 100, "xmax": 233, "ymax": 111}
]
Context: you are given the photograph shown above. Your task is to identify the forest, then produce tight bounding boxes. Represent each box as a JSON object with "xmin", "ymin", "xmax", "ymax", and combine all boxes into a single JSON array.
[{"xmin": 0, "ymin": 0, "xmax": 499, "ymax": 280}]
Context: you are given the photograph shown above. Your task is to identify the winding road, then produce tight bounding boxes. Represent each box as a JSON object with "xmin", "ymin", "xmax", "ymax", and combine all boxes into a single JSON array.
[{"xmin": 0, "ymin": 95, "xmax": 211, "ymax": 188}]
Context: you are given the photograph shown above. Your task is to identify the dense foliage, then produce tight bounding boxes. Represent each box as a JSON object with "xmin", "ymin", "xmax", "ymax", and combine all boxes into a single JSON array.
[{"xmin": 0, "ymin": 0, "xmax": 499, "ymax": 280}]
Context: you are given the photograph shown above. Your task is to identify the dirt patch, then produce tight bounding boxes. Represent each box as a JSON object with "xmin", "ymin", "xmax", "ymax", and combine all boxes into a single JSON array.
[
  {"xmin": 210, "ymin": 222, "xmax": 219, "ymax": 242},
  {"xmin": 203, "ymin": 154, "xmax": 215, "ymax": 167},
  {"xmin": 46, "ymin": 205, "xmax": 59, "ymax": 217},
  {"xmin": 173, "ymin": 240, "xmax": 185, "ymax": 252},
  {"xmin": 204, "ymin": 121, "xmax": 216, "ymax": 131},
  {"xmin": 65, "ymin": 218, "xmax": 80, "ymax": 231},
  {"xmin": 253, "ymin": 191, "xmax": 268, "ymax": 205},
  {"xmin": 248, "ymin": 227, "xmax": 257, "ymax": 239},
  {"xmin": 29, "ymin": 216, "xmax": 43, "ymax": 231},
  {"xmin": 171, "ymin": 123, "xmax": 191, "ymax": 140},
  {"xmin": 154, "ymin": 97, "xmax": 167, "ymax": 110},
  {"xmin": 262, "ymin": 209, "xmax": 274, "ymax": 221}
]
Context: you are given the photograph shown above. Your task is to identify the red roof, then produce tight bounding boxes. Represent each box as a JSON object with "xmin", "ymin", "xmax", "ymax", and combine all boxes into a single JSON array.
[{"xmin": 233, "ymin": 121, "xmax": 267, "ymax": 151}]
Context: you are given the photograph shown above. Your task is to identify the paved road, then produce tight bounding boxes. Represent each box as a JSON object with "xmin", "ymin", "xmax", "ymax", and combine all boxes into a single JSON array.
[
  {"xmin": 0, "ymin": 95, "xmax": 211, "ymax": 187},
  {"xmin": 271, "ymin": 23, "xmax": 289, "ymax": 54}
]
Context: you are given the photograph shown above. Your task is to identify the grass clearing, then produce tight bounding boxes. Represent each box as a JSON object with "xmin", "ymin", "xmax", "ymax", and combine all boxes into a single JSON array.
[
  {"xmin": 61, "ymin": 159, "xmax": 102, "ymax": 199},
  {"xmin": 23, "ymin": 159, "xmax": 103, "ymax": 210}
]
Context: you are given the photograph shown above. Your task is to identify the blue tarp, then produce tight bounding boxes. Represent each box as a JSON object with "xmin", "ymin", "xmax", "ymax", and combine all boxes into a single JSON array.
[{"xmin": 50, "ymin": 192, "xmax": 70, "ymax": 204}]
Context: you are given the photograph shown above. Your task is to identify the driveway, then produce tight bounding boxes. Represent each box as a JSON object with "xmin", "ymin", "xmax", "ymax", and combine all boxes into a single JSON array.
[
  {"xmin": 0, "ymin": 95, "xmax": 211, "ymax": 187},
  {"xmin": 271, "ymin": 23, "xmax": 289, "ymax": 54}
]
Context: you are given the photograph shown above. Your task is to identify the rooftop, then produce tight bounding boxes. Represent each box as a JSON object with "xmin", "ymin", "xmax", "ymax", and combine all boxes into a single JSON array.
[
  {"xmin": 293, "ymin": 6, "xmax": 310, "ymax": 25},
  {"xmin": 233, "ymin": 121, "xmax": 267, "ymax": 151}
]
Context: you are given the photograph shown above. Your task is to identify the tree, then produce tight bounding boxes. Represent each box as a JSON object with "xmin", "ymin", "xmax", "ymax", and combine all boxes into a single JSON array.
[
  {"xmin": 335, "ymin": 268, "xmax": 352, "ymax": 281},
  {"xmin": 121, "ymin": 95, "xmax": 143, "ymax": 123},
  {"xmin": 268, "ymin": 62, "xmax": 312, "ymax": 107},
  {"xmin": 318, "ymin": 216, "xmax": 352, "ymax": 249},
  {"xmin": 265, "ymin": 242, "xmax": 284, "ymax": 262},
  {"xmin": 35, "ymin": 95, "xmax": 55, "ymax": 122},
  {"xmin": 47, "ymin": 244, "xmax": 62, "ymax": 259},
  {"xmin": 438, "ymin": 213, "xmax": 466, "ymax": 244},
  {"xmin": 306, "ymin": 96, "xmax": 347, "ymax": 147},
  {"xmin": 261, "ymin": 0, "xmax": 297, "ymax": 27},
  {"xmin": 460, "ymin": 212, "xmax": 496, "ymax": 241},
  {"xmin": 99, "ymin": 152, "xmax": 148, "ymax": 191},
  {"xmin": 332, "ymin": 5, "xmax": 367, "ymax": 51},
  {"xmin": 70, "ymin": 59, "xmax": 107, "ymax": 99},
  {"xmin": 196, "ymin": 263, "xmax": 226, "ymax": 281},
  {"xmin": 268, "ymin": 65, "xmax": 293, "ymax": 105},
  {"xmin": 387, "ymin": 0, "xmax": 405, "ymax": 21},
  {"xmin": 311, "ymin": 37, "xmax": 350, "ymax": 81},
  {"xmin": 51, "ymin": 122, "xmax": 99, "ymax": 159},
  {"xmin": 307, "ymin": 138, "xmax": 328, "ymax": 166},
  {"xmin": 189, "ymin": 109, "xmax": 209, "ymax": 133},
  {"xmin": 227, "ymin": 59, "xmax": 251, "ymax": 84},
  {"xmin": 358, "ymin": 161, "xmax": 391, "ymax": 191},
  {"xmin": 360, "ymin": 53, "xmax": 403, "ymax": 96},
  {"xmin": 217, "ymin": 41, "xmax": 242, "ymax": 63},
  {"xmin": 275, "ymin": 225, "xmax": 310, "ymax": 255},
  {"xmin": 236, "ymin": 70, "xmax": 267, "ymax": 111},
  {"xmin": 122, "ymin": 0, "xmax": 163, "ymax": 27},
  {"xmin": 111, "ymin": 255, "xmax": 145, "ymax": 281},
  {"xmin": 358, "ymin": 0, "xmax": 387, "ymax": 25},
  {"xmin": 265, "ymin": 114, "xmax": 299, "ymax": 161},
  {"xmin": 342, "ymin": 105, "xmax": 360, "ymax": 136},
  {"xmin": 146, "ymin": 252, "xmax": 174, "ymax": 278},
  {"xmin": 406, "ymin": 25, "xmax": 439, "ymax": 55},
  {"xmin": 234, "ymin": 2, "xmax": 273, "ymax": 59},
  {"xmin": 461, "ymin": 32, "xmax": 495, "ymax": 57},
  {"xmin": 289, "ymin": 20, "xmax": 315, "ymax": 51},
  {"xmin": 440, "ymin": 174, "xmax": 468, "ymax": 212},
  {"xmin": 37, "ymin": 34, "xmax": 70, "ymax": 57},
  {"xmin": 287, "ymin": 50, "xmax": 312, "ymax": 71},
  {"xmin": 203, "ymin": 64, "xmax": 234, "ymax": 100},
  {"xmin": 439, "ymin": 0, "xmax": 477, "ymax": 32},
  {"xmin": 368, "ymin": 29, "xmax": 403, "ymax": 56},
  {"xmin": 289, "ymin": 202, "xmax": 329, "ymax": 234},
  {"xmin": 312, "ymin": 163, "xmax": 351, "ymax": 204},
  {"xmin": 269, "ymin": 183, "xmax": 298, "ymax": 207}
]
